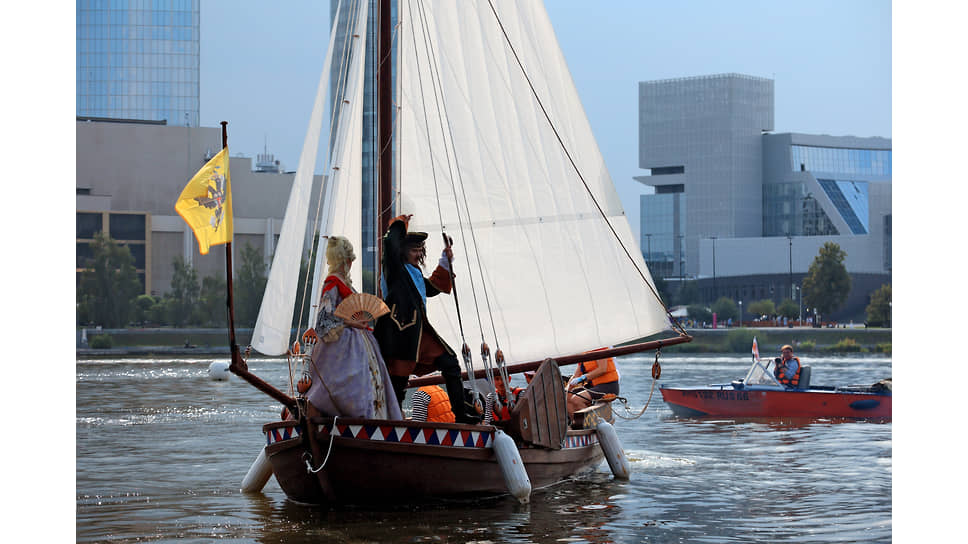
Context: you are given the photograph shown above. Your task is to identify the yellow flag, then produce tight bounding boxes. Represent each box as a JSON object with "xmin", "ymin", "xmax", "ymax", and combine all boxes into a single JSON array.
[{"xmin": 175, "ymin": 147, "xmax": 233, "ymax": 255}]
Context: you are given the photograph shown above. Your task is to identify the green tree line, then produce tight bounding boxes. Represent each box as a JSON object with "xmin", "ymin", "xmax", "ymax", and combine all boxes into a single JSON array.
[
  {"xmin": 77, "ymin": 233, "xmax": 319, "ymax": 329},
  {"xmin": 657, "ymin": 241, "xmax": 887, "ymax": 327}
]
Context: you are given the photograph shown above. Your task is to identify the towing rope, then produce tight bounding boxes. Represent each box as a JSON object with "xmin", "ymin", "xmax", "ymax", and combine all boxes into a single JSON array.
[{"xmin": 612, "ymin": 350, "xmax": 662, "ymax": 421}]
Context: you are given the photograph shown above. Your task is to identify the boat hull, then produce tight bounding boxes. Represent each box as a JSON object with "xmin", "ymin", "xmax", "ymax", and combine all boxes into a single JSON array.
[
  {"xmin": 263, "ymin": 417, "xmax": 605, "ymax": 505},
  {"xmin": 659, "ymin": 385, "xmax": 891, "ymax": 419}
]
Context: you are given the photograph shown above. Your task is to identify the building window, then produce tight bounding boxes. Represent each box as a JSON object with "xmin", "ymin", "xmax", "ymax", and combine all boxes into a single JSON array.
[
  {"xmin": 77, "ymin": 212, "xmax": 103, "ymax": 239},
  {"xmin": 649, "ymin": 166, "xmax": 685, "ymax": 175},
  {"xmin": 790, "ymin": 145, "xmax": 891, "ymax": 176},
  {"xmin": 109, "ymin": 212, "xmax": 146, "ymax": 241},
  {"xmin": 817, "ymin": 179, "xmax": 869, "ymax": 234}
]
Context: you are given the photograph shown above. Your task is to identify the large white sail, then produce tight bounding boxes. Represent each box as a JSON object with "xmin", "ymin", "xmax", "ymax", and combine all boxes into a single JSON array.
[
  {"xmin": 397, "ymin": 1, "xmax": 671, "ymax": 366},
  {"xmin": 250, "ymin": 1, "xmax": 348, "ymax": 356},
  {"xmin": 307, "ymin": 0, "xmax": 369, "ymax": 327}
]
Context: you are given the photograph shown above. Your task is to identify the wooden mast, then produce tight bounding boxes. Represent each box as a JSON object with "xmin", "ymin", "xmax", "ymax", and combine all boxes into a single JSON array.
[
  {"xmin": 220, "ymin": 121, "xmax": 297, "ymax": 410},
  {"xmin": 376, "ymin": 0, "xmax": 394, "ymax": 293}
]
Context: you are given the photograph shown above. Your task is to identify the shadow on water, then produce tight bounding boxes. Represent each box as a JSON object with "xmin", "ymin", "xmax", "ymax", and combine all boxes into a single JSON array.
[{"xmin": 240, "ymin": 474, "xmax": 634, "ymax": 544}]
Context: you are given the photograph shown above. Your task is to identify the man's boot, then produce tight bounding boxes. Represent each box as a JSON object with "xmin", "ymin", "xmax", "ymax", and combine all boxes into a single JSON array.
[{"xmin": 437, "ymin": 353, "xmax": 478, "ymax": 424}]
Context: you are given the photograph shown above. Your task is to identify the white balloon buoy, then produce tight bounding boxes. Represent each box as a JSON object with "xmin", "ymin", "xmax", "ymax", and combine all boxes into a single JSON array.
[
  {"xmin": 241, "ymin": 446, "xmax": 274, "ymax": 492},
  {"xmin": 596, "ymin": 421, "xmax": 630, "ymax": 480},
  {"xmin": 208, "ymin": 361, "xmax": 230, "ymax": 381},
  {"xmin": 493, "ymin": 429, "xmax": 531, "ymax": 503}
]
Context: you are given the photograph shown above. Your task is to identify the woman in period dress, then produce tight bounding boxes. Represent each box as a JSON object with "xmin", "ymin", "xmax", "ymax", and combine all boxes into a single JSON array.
[{"xmin": 301, "ymin": 236, "xmax": 402, "ymax": 420}]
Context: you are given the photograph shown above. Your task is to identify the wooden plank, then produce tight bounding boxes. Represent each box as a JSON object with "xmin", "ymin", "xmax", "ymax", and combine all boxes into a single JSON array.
[{"xmin": 510, "ymin": 358, "xmax": 567, "ymax": 449}]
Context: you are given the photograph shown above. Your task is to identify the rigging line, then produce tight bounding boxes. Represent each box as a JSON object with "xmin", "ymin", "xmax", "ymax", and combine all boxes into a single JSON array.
[
  {"xmin": 414, "ymin": 0, "xmax": 501, "ymax": 348},
  {"xmin": 484, "ymin": 0, "xmax": 685, "ymax": 336},
  {"xmin": 297, "ymin": 0, "xmax": 359, "ymax": 334},
  {"xmin": 296, "ymin": 0, "xmax": 359, "ymax": 338},
  {"xmin": 409, "ymin": 0, "xmax": 481, "ymax": 344}
]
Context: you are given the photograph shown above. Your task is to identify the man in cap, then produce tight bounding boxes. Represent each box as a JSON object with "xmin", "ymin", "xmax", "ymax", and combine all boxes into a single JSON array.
[
  {"xmin": 374, "ymin": 214, "xmax": 479, "ymax": 423},
  {"xmin": 772, "ymin": 344, "xmax": 802, "ymax": 388}
]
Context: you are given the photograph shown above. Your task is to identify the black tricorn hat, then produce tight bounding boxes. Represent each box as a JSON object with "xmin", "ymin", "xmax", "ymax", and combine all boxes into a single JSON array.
[{"xmin": 404, "ymin": 231, "xmax": 428, "ymax": 246}]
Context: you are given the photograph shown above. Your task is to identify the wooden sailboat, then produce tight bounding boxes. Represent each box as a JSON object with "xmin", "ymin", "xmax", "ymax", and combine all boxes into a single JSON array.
[{"xmin": 226, "ymin": 0, "xmax": 691, "ymax": 505}]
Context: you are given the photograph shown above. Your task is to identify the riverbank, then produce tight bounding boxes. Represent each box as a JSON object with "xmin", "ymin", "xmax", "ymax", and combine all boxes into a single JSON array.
[{"xmin": 76, "ymin": 326, "xmax": 891, "ymax": 357}]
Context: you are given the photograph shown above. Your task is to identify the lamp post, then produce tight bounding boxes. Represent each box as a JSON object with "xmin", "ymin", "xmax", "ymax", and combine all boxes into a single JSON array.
[
  {"xmin": 796, "ymin": 284, "xmax": 802, "ymax": 325},
  {"xmin": 678, "ymin": 234, "xmax": 685, "ymax": 288},
  {"xmin": 787, "ymin": 235, "xmax": 793, "ymax": 300},
  {"xmin": 711, "ymin": 236, "xmax": 717, "ymax": 302},
  {"xmin": 738, "ymin": 300, "xmax": 743, "ymax": 328}
]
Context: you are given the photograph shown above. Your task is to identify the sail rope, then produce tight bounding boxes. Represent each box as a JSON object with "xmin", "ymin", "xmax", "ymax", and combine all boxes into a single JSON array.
[
  {"xmin": 483, "ymin": 0, "xmax": 687, "ymax": 338},
  {"xmin": 288, "ymin": 0, "xmax": 363, "ymax": 385},
  {"xmin": 409, "ymin": 0, "xmax": 522, "ymax": 393},
  {"xmin": 407, "ymin": 0, "xmax": 504, "ymax": 394}
]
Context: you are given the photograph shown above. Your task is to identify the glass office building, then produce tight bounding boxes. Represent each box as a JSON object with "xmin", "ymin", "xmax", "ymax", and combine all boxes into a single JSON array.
[
  {"xmin": 637, "ymin": 74, "xmax": 891, "ymax": 318},
  {"xmin": 640, "ymin": 190, "xmax": 685, "ymax": 279},
  {"xmin": 330, "ymin": 0, "xmax": 397, "ymax": 295},
  {"xmin": 76, "ymin": 0, "xmax": 200, "ymax": 126}
]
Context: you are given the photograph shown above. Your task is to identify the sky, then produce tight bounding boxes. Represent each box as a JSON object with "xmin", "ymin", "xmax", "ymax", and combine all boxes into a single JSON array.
[{"xmin": 198, "ymin": 0, "xmax": 892, "ymax": 241}]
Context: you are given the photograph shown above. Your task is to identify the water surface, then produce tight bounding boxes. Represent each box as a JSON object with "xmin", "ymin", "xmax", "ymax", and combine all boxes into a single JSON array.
[{"xmin": 77, "ymin": 353, "xmax": 892, "ymax": 543}]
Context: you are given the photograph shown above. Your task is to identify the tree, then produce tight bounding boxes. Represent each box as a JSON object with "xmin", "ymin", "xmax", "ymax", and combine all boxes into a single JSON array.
[
  {"xmin": 802, "ymin": 242, "xmax": 851, "ymax": 317},
  {"xmin": 711, "ymin": 297, "xmax": 738, "ymax": 322},
  {"xmin": 132, "ymin": 294, "xmax": 157, "ymax": 325},
  {"xmin": 200, "ymin": 273, "xmax": 228, "ymax": 327},
  {"xmin": 77, "ymin": 232, "xmax": 143, "ymax": 328},
  {"xmin": 865, "ymin": 284, "xmax": 891, "ymax": 327},
  {"xmin": 777, "ymin": 298, "xmax": 799, "ymax": 320},
  {"xmin": 235, "ymin": 242, "xmax": 268, "ymax": 328},
  {"xmin": 687, "ymin": 304, "xmax": 712, "ymax": 324},
  {"xmin": 167, "ymin": 256, "xmax": 200, "ymax": 327},
  {"xmin": 748, "ymin": 299, "xmax": 776, "ymax": 319}
]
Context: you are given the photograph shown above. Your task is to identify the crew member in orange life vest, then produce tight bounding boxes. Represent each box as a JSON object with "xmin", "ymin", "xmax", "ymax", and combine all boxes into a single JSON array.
[
  {"xmin": 773, "ymin": 344, "xmax": 801, "ymax": 388},
  {"xmin": 411, "ymin": 385, "xmax": 486, "ymax": 423},
  {"xmin": 566, "ymin": 351, "xmax": 620, "ymax": 415},
  {"xmin": 484, "ymin": 372, "xmax": 524, "ymax": 424}
]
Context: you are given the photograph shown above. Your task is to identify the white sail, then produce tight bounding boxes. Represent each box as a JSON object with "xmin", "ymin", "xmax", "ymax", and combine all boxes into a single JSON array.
[
  {"xmin": 250, "ymin": 1, "xmax": 345, "ymax": 356},
  {"xmin": 307, "ymin": 0, "xmax": 369, "ymax": 327},
  {"xmin": 397, "ymin": 1, "xmax": 671, "ymax": 366}
]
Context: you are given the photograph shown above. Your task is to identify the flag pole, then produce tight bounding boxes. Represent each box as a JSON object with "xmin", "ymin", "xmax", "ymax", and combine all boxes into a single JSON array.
[{"xmin": 219, "ymin": 121, "xmax": 297, "ymax": 410}]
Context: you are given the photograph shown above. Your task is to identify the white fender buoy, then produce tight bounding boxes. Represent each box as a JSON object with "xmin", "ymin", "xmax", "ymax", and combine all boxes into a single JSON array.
[
  {"xmin": 208, "ymin": 361, "xmax": 230, "ymax": 381},
  {"xmin": 240, "ymin": 446, "xmax": 273, "ymax": 493},
  {"xmin": 493, "ymin": 429, "xmax": 531, "ymax": 504},
  {"xmin": 596, "ymin": 421, "xmax": 631, "ymax": 480}
]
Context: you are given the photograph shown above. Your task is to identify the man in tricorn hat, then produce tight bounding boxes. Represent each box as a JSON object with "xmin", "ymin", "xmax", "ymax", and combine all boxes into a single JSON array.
[{"xmin": 374, "ymin": 214, "xmax": 479, "ymax": 423}]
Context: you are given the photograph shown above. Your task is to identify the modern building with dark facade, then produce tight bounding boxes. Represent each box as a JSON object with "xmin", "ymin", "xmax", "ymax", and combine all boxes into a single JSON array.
[{"xmin": 637, "ymin": 73, "xmax": 891, "ymax": 321}]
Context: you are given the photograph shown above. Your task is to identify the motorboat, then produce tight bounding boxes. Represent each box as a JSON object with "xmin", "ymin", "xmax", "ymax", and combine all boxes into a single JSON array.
[{"xmin": 659, "ymin": 357, "xmax": 891, "ymax": 419}]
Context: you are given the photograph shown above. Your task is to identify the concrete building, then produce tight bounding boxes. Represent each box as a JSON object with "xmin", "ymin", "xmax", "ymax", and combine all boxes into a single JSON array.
[
  {"xmin": 637, "ymin": 74, "xmax": 891, "ymax": 321},
  {"xmin": 76, "ymin": 118, "xmax": 323, "ymax": 296}
]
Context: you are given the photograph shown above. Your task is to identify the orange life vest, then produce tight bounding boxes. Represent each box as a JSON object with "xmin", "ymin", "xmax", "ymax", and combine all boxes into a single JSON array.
[
  {"xmin": 420, "ymin": 385, "xmax": 455, "ymax": 423},
  {"xmin": 491, "ymin": 387, "xmax": 524, "ymax": 422},
  {"xmin": 578, "ymin": 357, "xmax": 620, "ymax": 387},
  {"xmin": 776, "ymin": 356, "xmax": 801, "ymax": 387}
]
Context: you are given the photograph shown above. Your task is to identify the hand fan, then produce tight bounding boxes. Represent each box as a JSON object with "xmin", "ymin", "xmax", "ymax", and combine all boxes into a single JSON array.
[{"xmin": 333, "ymin": 293, "xmax": 390, "ymax": 322}]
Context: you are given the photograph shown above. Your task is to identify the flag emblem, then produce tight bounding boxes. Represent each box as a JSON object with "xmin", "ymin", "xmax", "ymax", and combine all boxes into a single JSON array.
[{"xmin": 175, "ymin": 147, "xmax": 233, "ymax": 254}]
